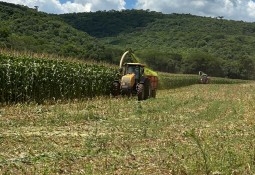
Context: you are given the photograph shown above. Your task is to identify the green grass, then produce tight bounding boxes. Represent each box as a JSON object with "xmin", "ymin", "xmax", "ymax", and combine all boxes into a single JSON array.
[{"xmin": 0, "ymin": 82, "xmax": 255, "ymax": 174}]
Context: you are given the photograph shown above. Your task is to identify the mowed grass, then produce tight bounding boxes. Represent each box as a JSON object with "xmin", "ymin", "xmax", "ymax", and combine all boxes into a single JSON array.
[{"xmin": 0, "ymin": 82, "xmax": 255, "ymax": 174}]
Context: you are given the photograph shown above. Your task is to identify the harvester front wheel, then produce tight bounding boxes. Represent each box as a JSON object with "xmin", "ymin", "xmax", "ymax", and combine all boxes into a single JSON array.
[
  {"xmin": 201, "ymin": 76, "xmax": 209, "ymax": 84},
  {"xmin": 137, "ymin": 84, "xmax": 145, "ymax": 101},
  {"xmin": 111, "ymin": 82, "xmax": 120, "ymax": 96}
]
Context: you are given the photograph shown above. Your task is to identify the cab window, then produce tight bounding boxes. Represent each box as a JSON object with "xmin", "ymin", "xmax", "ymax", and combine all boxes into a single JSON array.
[{"xmin": 127, "ymin": 66, "xmax": 135, "ymax": 74}]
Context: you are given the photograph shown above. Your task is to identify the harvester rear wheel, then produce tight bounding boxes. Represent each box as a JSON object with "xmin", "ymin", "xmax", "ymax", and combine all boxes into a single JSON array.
[
  {"xmin": 151, "ymin": 89, "xmax": 156, "ymax": 98},
  {"xmin": 144, "ymin": 79, "xmax": 151, "ymax": 100},
  {"xmin": 137, "ymin": 84, "xmax": 145, "ymax": 101},
  {"xmin": 111, "ymin": 82, "xmax": 120, "ymax": 96}
]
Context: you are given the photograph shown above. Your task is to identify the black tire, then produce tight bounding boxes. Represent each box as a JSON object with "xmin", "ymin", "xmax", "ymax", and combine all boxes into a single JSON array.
[
  {"xmin": 137, "ymin": 83, "xmax": 145, "ymax": 101},
  {"xmin": 111, "ymin": 82, "xmax": 120, "ymax": 96},
  {"xmin": 144, "ymin": 79, "xmax": 151, "ymax": 100},
  {"xmin": 207, "ymin": 77, "xmax": 210, "ymax": 84},
  {"xmin": 151, "ymin": 89, "xmax": 156, "ymax": 98},
  {"xmin": 122, "ymin": 89, "xmax": 132, "ymax": 97},
  {"xmin": 201, "ymin": 76, "xmax": 209, "ymax": 84}
]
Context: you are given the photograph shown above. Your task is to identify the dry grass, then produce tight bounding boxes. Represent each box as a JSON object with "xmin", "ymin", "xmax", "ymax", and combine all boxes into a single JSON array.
[{"xmin": 1, "ymin": 82, "xmax": 255, "ymax": 174}]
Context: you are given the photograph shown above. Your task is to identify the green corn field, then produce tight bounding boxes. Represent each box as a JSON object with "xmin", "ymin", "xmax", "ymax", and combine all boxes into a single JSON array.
[
  {"xmin": 0, "ymin": 51, "xmax": 247, "ymax": 104},
  {"xmin": 158, "ymin": 73, "xmax": 200, "ymax": 89},
  {"xmin": 158, "ymin": 72, "xmax": 246, "ymax": 89},
  {"xmin": 0, "ymin": 53, "xmax": 117, "ymax": 104}
]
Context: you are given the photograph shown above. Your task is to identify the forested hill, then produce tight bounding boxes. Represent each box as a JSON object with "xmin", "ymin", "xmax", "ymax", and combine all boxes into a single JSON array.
[
  {"xmin": 1, "ymin": 1, "xmax": 255, "ymax": 79},
  {"xmin": 60, "ymin": 11, "xmax": 255, "ymax": 79},
  {"xmin": 0, "ymin": 1, "xmax": 120, "ymax": 61},
  {"xmin": 60, "ymin": 10, "xmax": 165, "ymax": 38},
  {"xmin": 60, "ymin": 10, "xmax": 255, "ymax": 60}
]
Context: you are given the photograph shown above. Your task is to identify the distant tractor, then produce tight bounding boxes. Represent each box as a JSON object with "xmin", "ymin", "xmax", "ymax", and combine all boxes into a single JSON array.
[
  {"xmin": 111, "ymin": 50, "xmax": 158, "ymax": 101},
  {"xmin": 199, "ymin": 71, "xmax": 209, "ymax": 84}
]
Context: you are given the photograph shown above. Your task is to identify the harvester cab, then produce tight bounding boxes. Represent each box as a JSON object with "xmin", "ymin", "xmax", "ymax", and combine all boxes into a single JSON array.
[
  {"xmin": 120, "ymin": 63, "xmax": 145, "ymax": 92},
  {"xmin": 124, "ymin": 63, "xmax": 145, "ymax": 81},
  {"xmin": 111, "ymin": 50, "xmax": 158, "ymax": 101}
]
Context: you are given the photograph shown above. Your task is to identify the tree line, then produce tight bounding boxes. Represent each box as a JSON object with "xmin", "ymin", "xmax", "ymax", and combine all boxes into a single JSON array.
[{"xmin": 137, "ymin": 50, "xmax": 255, "ymax": 80}]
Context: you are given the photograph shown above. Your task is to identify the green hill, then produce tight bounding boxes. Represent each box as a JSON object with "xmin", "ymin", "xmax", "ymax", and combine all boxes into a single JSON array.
[
  {"xmin": 103, "ymin": 14, "xmax": 255, "ymax": 60},
  {"xmin": 60, "ymin": 11, "xmax": 255, "ymax": 79},
  {"xmin": 60, "ymin": 10, "xmax": 165, "ymax": 38},
  {"xmin": 59, "ymin": 11, "xmax": 255, "ymax": 60},
  {"xmin": 1, "ymin": 1, "xmax": 255, "ymax": 79},
  {"xmin": 0, "ymin": 1, "xmax": 121, "ymax": 61}
]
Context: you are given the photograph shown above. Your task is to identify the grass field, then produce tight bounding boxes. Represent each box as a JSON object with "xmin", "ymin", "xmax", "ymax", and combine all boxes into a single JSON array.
[{"xmin": 1, "ymin": 81, "xmax": 255, "ymax": 174}]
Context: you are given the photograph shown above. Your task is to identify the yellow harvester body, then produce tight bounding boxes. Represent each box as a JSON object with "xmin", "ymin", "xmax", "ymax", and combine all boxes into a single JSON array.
[{"xmin": 121, "ymin": 73, "xmax": 135, "ymax": 90}]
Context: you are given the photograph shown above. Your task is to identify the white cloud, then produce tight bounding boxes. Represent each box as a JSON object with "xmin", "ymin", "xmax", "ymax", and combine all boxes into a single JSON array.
[
  {"xmin": 136, "ymin": 0, "xmax": 255, "ymax": 22},
  {"xmin": 247, "ymin": 1, "xmax": 255, "ymax": 17},
  {"xmin": 2, "ymin": 0, "xmax": 255, "ymax": 21},
  {"xmin": 2, "ymin": 0, "xmax": 65, "ymax": 13},
  {"xmin": 62, "ymin": 1, "xmax": 92, "ymax": 13},
  {"xmin": 74, "ymin": 0, "xmax": 125, "ymax": 11},
  {"xmin": 1, "ymin": 0, "xmax": 126, "ymax": 13}
]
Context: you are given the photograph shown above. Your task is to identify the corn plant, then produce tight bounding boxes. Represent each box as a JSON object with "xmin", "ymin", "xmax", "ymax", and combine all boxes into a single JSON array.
[
  {"xmin": 158, "ymin": 73, "xmax": 200, "ymax": 89},
  {"xmin": 0, "ymin": 53, "xmax": 118, "ymax": 104}
]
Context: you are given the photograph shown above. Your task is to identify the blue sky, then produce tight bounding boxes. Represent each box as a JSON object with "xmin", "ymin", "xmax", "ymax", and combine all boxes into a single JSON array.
[
  {"xmin": 2, "ymin": 0, "xmax": 255, "ymax": 22},
  {"xmin": 124, "ymin": 0, "xmax": 136, "ymax": 9}
]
